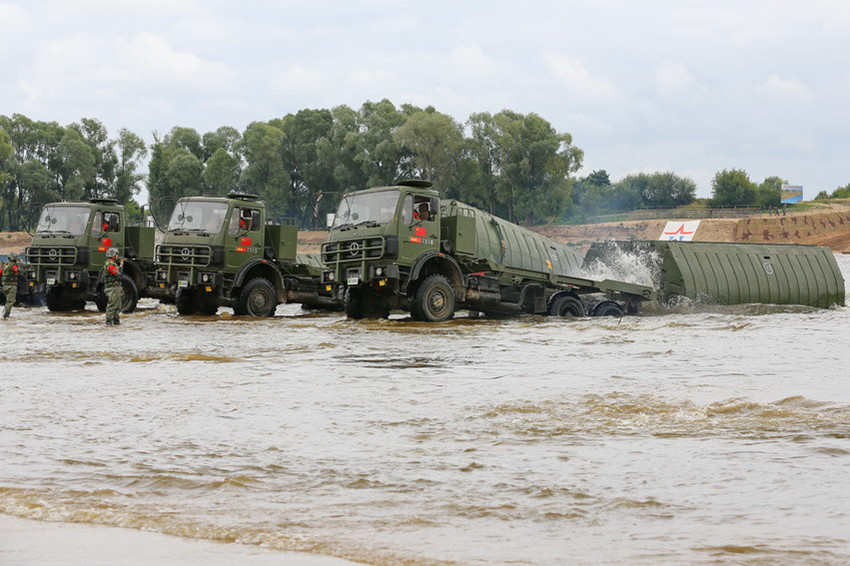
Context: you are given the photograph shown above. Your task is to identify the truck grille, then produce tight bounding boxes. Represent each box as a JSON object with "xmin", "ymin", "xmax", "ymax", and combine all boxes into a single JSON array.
[
  {"xmin": 26, "ymin": 246, "xmax": 78, "ymax": 266},
  {"xmin": 156, "ymin": 244, "xmax": 213, "ymax": 267},
  {"xmin": 322, "ymin": 237, "xmax": 388, "ymax": 265}
]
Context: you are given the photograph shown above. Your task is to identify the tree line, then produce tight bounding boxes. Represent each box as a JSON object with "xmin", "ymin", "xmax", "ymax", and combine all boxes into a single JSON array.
[
  {"xmin": 0, "ymin": 114, "xmax": 146, "ymax": 231},
  {"xmin": 0, "ymin": 102, "xmax": 829, "ymax": 232}
]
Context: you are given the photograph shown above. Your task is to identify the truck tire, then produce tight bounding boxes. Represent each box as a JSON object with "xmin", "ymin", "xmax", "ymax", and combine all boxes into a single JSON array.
[
  {"xmin": 236, "ymin": 277, "xmax": 277, "ymax": 317},
  {"xmin": 96, "ymin": 276, "xmax": 138, "ymax": 313},
  {"xmin": 548, "ymin": 294, "xmax": 585, "ymax": 317},
  {"xmin": 413, "ymin": 274, "xmax": 455, "ymax": 322},
  {"xmin": 344, "ymin": 288, "xmax": 364, "ymax": 319},
  {"xmin": 592, "ymin": 300, "xmax": 624, "ymax": 317},
  {"xmin": 45, "ymin": 286, "xmax": 81, "ymax": 312},
  {"xmin": 175, "ymin": 288, "xmax": 198, "ymax": 315},
  {"xmin": 95, "ymin": 286, "xmax": 107, "ymax": 312},
  {"xmin": 197, "ymin": 295, "xmax": 218, "ymax": 316},
  {"xmin": 120, "ymin": 275, "xmax": 139, "ymax": 313}
]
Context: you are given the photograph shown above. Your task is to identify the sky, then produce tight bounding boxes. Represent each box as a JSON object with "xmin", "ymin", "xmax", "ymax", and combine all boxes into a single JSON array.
[{"xmin": 2, "ymin": 0, "xmax": 850, "ymax": 201}]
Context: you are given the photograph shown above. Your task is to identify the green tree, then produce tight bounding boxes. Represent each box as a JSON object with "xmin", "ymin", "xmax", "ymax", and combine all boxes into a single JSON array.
[
  {"xmin": 830, "ymin": 183, "xmax": 850, "ymax": 198},
  {"xmin": 393, "ymin": 108, "xmax": 469, "ymax": 198},
  {"xmin": 147, "ymin": 135, "xmax": 203, "ymax": 223},
  {"xmin": 490, "ymin": 110, "xmax": 582, "ymax": 225},
  {"xmin": 57, "ymin": 126, "xmax": 95, "ymax": 202},
  {"xmin": 353, "ymin": 99, "xmax": 410, "ymax": 186},
  {"xmin": 113, "ymin": 128, "xmax": 147, "ymax": 203},
  {"xmin": 239, "ymin": 121, "xmax": 289, "ymax": 222},
  {"xmin": 203, "ymin": 147, "xmax": 240, "ymax": 196},
  {"xmin": 270, "ymin": 108, "xmax": 336, "ymax": 227},
  {"xmin": 74, "ymin": 118, "xmax": 118, "ymax": 200},
  {"xmin": 710, "ymin": 168, "xmax": 756, "ymax": 207},
  {"xmin": 755, "ymin": 176, "xmax": 784, "ymax": 209}
]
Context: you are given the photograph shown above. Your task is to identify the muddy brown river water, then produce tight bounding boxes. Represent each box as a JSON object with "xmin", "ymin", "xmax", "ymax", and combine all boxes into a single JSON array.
[{"xmin": 1, "ymin": 255, "xmax": 849, "ymax": 565}]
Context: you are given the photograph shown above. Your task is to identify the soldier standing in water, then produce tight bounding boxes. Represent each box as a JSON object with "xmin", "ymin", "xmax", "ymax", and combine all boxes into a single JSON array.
[
  {"xmin": 102, "ymin": 247, "xmax": 124, "ymax": 325},
  {"xmin": 1, "ymin": 251, "xmax": 21, "ymax": 320}
]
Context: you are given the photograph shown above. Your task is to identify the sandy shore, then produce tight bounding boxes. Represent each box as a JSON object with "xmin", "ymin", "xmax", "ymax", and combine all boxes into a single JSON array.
[{"xmin": 0, "ymin": 514, "xmax": 357, "ymax": 566}]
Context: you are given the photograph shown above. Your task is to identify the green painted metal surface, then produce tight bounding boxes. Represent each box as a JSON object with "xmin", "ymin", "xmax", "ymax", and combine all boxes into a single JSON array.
[
  {"xmin": 586, "ymin": 240, "xmax": 845, "ymax": 308},
  {"xmin": 266, "ymin": 224, "xmax": 297, "ymax": 262},
  {"xmin": 126, "ymin": 226, "xmax": 155, "ymax": 260},
  {"xmin": 441, "ymin": 200, "xmax": 584, "ymax": 277}
]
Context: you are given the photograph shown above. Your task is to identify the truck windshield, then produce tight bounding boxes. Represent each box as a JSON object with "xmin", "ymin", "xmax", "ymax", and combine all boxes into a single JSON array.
[
  {"xmin": 36, "ymin": 206, "xmax": 92, "ymax": 236},
  {"xmin": 167, "ymin": 201, "xmax": 229, "ymax": 233},
  {"xmin": 332, "ymin": 190, "xmax": 400, "ymax": 229}
]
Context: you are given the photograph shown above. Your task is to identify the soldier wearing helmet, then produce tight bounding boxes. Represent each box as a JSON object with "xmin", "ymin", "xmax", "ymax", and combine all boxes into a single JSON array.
[
  {"xmin": 101, "ymin": 247, "xmax": 124, "ymax": 325},
  {"xmin": 1, "ymin": 251, "xmax": 21, "ymax": 320}
]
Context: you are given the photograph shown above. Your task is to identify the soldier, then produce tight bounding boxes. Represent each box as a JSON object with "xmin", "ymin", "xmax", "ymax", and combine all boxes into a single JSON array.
[
  {"xmin": 1, "ymin": 251, "xmax": 21, "ymax": 320},
  {"xmin": 102, "ymin": 247, "xmax": 124, "ymax": 325}
]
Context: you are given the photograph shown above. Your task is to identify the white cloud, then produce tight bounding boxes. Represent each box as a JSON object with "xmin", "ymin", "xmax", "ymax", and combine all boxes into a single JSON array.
[
  {"xmin": 447, "ymin": 45, "xmax": 503, "ymax": 82},
  {"xmin": 543, "ymin": 53, "xmax": 620, "ymax": 99},
  {"xmin": 761, "ymin": 74, "xmax": 812, "ymax": 101},
  {"xmin": 0, "ymin": 2, "xmax": 26, "ymax": 29},
  {"xmin": 655, "ymin": 62, "xmax": 701, "ymax": 100}
]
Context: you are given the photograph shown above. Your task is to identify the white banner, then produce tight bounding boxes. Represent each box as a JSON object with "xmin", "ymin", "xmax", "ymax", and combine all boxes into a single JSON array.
[{"xmin": 660, "ymin": 220, "xmax": 700, "ymax": 241}]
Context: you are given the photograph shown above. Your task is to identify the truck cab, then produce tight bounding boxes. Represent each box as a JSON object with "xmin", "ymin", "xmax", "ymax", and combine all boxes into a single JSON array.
[
  {"xmin": 155, "ymin": 193, "xmax": 332, "ymax": 317},
  {"xmin": 26, "ymin": 199, "xmax": 159, "ymax": 312},
  {"xmin": 322, "ymin": 180, "xmax": 458, "ymax": 319}
]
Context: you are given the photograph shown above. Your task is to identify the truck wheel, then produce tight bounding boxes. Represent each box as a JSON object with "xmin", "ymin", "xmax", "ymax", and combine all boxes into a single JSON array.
[
  {"xmin": 344, "ymin": 289, "xmax": 364, "ymax": 319},
  {"xmin": 197, "ymin": 295, "xmax": 219, "ymax": 316},
  {"xmin": 236, "ymin": 278, "xmax": 277, "ymax": 317},
  {"xmin": 548, "ymin": 294, "xmax": 585, "ymax": 317},
  {"xmin": 592, "ymin": 300, "xmax": 624, "ymax": 317},
  {"xmin": 95, "ymin": 285, "xmax": 108, "ymax": 312},
  {"xmin": 414, "ymin": 274, "xmax": 455, "ymax": 322},
  {"xmin": 45, "ymin": 286, "xmax": 79, "ymax": 312},
  {"xmin": 120, "ymin": 275, "xmax": 139, "ymax": 313},
  {"xmin": 175, "ymin": 288, "xmax": 198, "ymax": 315}
]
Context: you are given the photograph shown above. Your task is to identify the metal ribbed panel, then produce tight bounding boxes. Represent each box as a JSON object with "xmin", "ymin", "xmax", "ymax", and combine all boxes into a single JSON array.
[
  {"xmin": 444, "ymin": 201, "xmax": 584, "ymax": 276},
  {"xmin": 665, "ymin": 242, "xmax": 844, "ymax": 307}
]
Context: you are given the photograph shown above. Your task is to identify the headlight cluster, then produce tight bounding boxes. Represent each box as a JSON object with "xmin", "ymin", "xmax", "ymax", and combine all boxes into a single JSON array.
[
  {"xmin": 68, "ymin": 271, "xmax": 78, "ymax": 280},
  {"xmin": 201, "ymin": 273, "xmax": 211, "ymax": 283}
]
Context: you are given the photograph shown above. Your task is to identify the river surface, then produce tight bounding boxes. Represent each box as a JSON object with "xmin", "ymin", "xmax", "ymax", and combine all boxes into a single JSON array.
[{"xmin": 1, "ymin": 255, "xmax": 849, "ymax": 565}]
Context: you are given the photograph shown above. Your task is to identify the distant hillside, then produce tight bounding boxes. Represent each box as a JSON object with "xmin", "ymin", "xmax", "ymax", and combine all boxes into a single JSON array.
[{"xmin": 532, "ymin": 209, "xmax": 850, "ymax": 253}]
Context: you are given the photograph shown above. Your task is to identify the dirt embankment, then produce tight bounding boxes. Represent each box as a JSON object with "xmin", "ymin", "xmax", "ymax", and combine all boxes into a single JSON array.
[
  {"xmin": 0, "ymin": 232, "xmax": 34, "ymax": 255},
  {"xmin": 532, "ymin": 209, "xmax": 850, "ymax": 254},
  {"xmin": 5, "ymin": 207, "xmax": 850, "ymax": 256}
]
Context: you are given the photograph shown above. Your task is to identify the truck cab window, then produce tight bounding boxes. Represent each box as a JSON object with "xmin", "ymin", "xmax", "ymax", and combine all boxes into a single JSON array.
[
  {"xmin": 412, "ymin": 197, "xmax": 432, "ymax": 222},
  {"xmin": 103, "ymin": 212, "xmax": 120, "ymax": 232},
  {"xmin": 90, "ymin": 211, "xmax": 102, "ymax": 237},
  {"xmin": 401, "ymin": 195, "xmax": 413, "ymax": 225},
  {"xmin": 229, "ymin": 208, "xmax": 260, "ymax": 236}
]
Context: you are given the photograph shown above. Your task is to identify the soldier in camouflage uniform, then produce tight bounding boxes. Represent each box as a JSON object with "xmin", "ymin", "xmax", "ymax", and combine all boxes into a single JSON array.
[
  {"xmin": 2, "ymin": 251, "xmax": 21, "ymax": 320},
  {"xmin": 102, "ymin": 247, "xmax": 124, "ymax": 325}
]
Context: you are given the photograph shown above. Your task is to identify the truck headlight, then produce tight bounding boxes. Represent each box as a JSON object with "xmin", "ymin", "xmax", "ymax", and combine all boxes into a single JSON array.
[
  {"xmin": 375, "ymin": 267, "xmax": 383, "ymax": 277},
  {"xmin": 202, "ymin": 273, "xmax": 210, "ymax": 283}
]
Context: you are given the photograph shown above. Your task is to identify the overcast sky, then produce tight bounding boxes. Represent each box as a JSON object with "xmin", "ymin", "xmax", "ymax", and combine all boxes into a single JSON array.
[{"xmin": 2, "ymin": 0, "xmax": 849, "ymax": 200}]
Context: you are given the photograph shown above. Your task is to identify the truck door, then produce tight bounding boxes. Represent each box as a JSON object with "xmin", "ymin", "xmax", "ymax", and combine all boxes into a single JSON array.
[
  {"xmin": 226, "ymin": 206, "xmax": 263, "ymax": 269},
  {"xmin": 399, "ymin": 193, "xmax": 440, "ymax": 264},
  {"xmin": 91, "ymin": 209, "xmax": 124, "ymax": 268}
]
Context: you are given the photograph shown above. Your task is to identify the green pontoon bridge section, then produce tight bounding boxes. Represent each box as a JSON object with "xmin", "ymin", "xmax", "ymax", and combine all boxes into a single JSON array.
[{"xmin": 585, "ymin": 241, "xmax": 845, "ymax": 308}]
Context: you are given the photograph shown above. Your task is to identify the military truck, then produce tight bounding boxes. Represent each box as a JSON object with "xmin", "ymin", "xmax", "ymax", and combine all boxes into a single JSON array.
[
  {"xmin": 0, "ymin": 254, "xmax": 45, "ymax": 307},
  {"xmin": 154, "ymin": 193, "xmax": 337, "ymax": 316},
  {"xmin": 25, "ymin": 199, "xmax": 167, "ymax": 312},
  {"xmin": 321, "ymin": 180, "xmax": 655, "ymax": 321}
]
